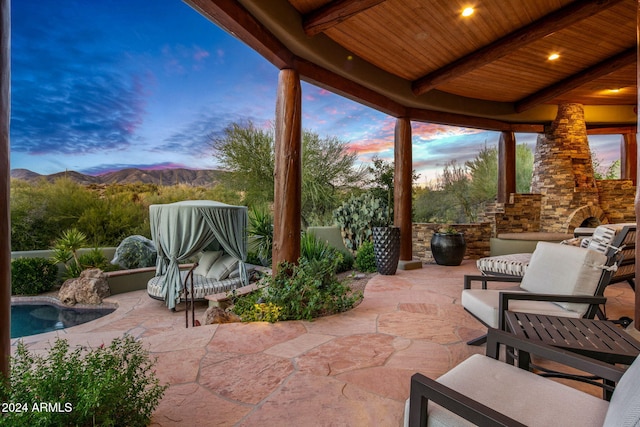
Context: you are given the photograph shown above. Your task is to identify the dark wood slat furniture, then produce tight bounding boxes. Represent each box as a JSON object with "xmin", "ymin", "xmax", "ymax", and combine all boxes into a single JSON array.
[
  {"xmin": 504, "ymin": 311, "xmax": 640, "ymax": 364},
  {"xmin": 504, "ymin": 311, "xmax": 640, "ymax": 399}
]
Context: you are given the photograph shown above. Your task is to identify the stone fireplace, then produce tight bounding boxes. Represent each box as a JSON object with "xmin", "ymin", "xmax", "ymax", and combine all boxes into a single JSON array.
[
  {"xmin": 531, "ymin": 103, "xmax": 604, "ymax": 233},
  {"xmin": 480, "ymin": 103, "xmax": 636, "ymax": 236}
]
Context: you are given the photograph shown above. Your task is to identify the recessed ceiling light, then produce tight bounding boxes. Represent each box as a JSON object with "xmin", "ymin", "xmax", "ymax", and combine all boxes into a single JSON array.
[
  {"xmin": 608, "ymin": 88, "xmax": 622, "ymax": 93},
  {"xmin": 462, "ymin": 7, "xmax": 474, "ymax": 17},
  {"xmin": 548, "ymin": 53, "xmax": 560, "ymax": 61}
]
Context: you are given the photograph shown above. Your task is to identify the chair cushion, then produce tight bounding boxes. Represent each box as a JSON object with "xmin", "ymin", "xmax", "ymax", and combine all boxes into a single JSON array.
[
  {"xmin": 206, "ymin": 254, "xmax": 239, "ymax": 280},
  {"xmin": 461, "ymin": 288, "xmax": 581, "ymax": 329},
  {"xmin": 423, "ymin": 354, "xmax": 609, "ymax": 427},
  {"xmin": 519, "ymin": 242, "xmax": 607, "ymax": 313},
  {"xmin": 603, "ymin": 354, "xmax": 640, "ymax": 427},
  {"xmin": 193, "ymin": 251, "xmax": 223, "ymax": 276}
]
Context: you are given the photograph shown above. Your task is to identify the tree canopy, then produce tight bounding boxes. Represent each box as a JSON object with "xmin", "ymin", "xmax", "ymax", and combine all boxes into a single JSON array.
[{"xmin": 211, "ymin": 121, "xmax": 366, "ymax": 225}]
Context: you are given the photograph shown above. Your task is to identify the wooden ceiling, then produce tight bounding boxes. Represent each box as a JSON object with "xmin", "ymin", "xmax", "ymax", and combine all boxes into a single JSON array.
[{"xmin": 187, "ymin": 0, "xmax": 638, "ymax": 131}]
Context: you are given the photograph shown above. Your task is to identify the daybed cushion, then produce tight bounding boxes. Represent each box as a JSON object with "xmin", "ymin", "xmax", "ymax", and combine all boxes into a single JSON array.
[
  {"xmin": 406, "ymin": 354, "xmax": 609, "ymax": 427},
  {"xmin": 206, "ymin": 254, "xmax": 239, "ymax": 280},
  {"xmin": 519, "ymin": 242, "xmax": 607, "ymax": 313},
  {"xmin": 148, "ymin": 270, "xmax": 244, "ymax": 301},
  {"xmin": 193, "ymin": 251, "xmax": 223, "ymax": 276}
]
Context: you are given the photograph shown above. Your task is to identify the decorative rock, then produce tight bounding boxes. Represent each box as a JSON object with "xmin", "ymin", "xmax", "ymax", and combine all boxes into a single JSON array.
[
  {"xmin": 58, "ymin": 268, "xmax": 110, "ymax": 305},
  {"xmin": 202, "ymin": 307, "xmax": 241, "ymax": 325}
]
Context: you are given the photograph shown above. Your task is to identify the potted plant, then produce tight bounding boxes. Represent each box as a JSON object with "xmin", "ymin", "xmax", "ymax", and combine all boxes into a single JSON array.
[{"xmin": 430, "ymin": 226, "xmax": 466, "ymax": 266}]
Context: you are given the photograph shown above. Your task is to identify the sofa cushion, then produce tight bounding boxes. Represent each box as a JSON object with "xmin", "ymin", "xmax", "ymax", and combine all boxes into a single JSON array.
[{"xmin": 519, "ymin": 242, "xmax": 607, "ymax": 313}]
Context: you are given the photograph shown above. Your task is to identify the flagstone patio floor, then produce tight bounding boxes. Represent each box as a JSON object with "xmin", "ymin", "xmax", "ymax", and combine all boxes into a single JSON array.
[{"xmin": 12, "ymin": 260, "xmax": 637, "ymax": 426}]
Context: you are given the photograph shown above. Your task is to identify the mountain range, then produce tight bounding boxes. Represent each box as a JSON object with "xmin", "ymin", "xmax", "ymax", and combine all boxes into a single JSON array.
[{"xmin": 10, "ymin": 168, "xmax": 227, "ymax": 187}]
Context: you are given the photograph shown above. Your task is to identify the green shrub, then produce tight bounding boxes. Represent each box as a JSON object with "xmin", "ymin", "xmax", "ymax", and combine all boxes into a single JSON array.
[
  {"xmin": 0, "ymin": 335, "xmax": 167, "ymax": 426},
  {"xmin": 232, "ymin": 258, "xmax": 361, "ymax": 322},
  {"xmin": 78, "ymin": 248, "xmax": 118, "ymax": 272},
  {"xmin": 301, "ymin": 232, "xmax": 353, "ymax": 274},
  {"xmin": 354, "ymin": 241, "xmax": 377, "ymax": 273},
  {"xmin": 248, "ymin": 206, "xmax": 273, "ymax": 267},
  {"xmin": 11, "ymin": 257, "xmax": 59, "ymax": 295}
]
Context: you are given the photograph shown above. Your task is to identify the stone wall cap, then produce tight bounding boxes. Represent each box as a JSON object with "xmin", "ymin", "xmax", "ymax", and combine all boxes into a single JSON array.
[{"xmin": 497, "ymin": 232, "xmax": 573, "ymax": 241}]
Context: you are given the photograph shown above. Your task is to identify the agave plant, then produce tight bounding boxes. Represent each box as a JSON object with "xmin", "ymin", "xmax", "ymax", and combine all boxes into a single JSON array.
[
  {"xmin": 50, "ymin": 228, "xmax": 88, "ymax": 278},
  {"xmin": 248, "ymin": 206, "xmax": 273, "ymax": 266}
]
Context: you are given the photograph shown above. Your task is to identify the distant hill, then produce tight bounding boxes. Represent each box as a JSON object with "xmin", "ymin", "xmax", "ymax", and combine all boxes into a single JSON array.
[{"xmin": 10, "ymin": 168, "xmax": 227, "ymax": 187}]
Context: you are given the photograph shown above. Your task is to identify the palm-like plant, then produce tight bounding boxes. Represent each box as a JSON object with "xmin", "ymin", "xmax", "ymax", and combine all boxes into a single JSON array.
[
  {"xmin": 248, "ymin": 206, "xmax": 273, "ymax": 266},
  {"xmin": 51, "ymin": 228, "xmax": 88, "ymax": 278}
]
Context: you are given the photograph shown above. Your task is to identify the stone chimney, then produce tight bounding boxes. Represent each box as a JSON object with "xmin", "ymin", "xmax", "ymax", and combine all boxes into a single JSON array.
[{"xmin": 531, "ymin": 103, "xmax": 602, "ymax": 232}]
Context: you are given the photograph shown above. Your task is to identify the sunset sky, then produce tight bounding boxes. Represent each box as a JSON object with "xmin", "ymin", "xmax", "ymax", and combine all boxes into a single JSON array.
[{"xmin": 10, "ymin": 0, "xmax": 621, "ymax": 184}]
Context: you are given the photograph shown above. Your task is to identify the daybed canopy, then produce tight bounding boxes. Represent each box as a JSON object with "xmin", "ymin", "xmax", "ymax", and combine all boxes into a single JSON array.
[{"xmin": 149, "ymin": 200, "xmax": 248, "ymax": 309}]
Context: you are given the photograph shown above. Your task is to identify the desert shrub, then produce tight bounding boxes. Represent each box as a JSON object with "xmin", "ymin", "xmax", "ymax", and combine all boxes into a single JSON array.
[
  {"xmin": 50, "ymin": 228, "xmax": 88, "ymax": 279},
  {"xmin": 78, "ymin": 248, "xmax": 117, "ymax": 272},
  {"xmin": 111, "ymin": 235, "xmax": 157, "ymax": 269},
  {"xmin": 0, "ymin": 336, "xmax": 167, "ymax": 427},
  {"xmin": 354, "ymin": 241, "xmax": 377, "ymax": 273},
  {"xmin": 301, "ymin": 232, "xmax": 353, "ymax": 274},
  {"xmin": 232, "ymin": 258, "xmax": 361, "ymax": 322},
  {"xmin": 10, "ymin": 257, "xmax": 59, "ymax": 295}
]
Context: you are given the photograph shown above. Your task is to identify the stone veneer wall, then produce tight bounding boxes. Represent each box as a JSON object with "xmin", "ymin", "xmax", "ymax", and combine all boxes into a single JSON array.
[
  {"xmin": 596, "ymin": 179, "xmax": 636, "ymax": 223},
  {"xmin": 412, "ymin": 223, "xmax": 491, "ymax": 262}
]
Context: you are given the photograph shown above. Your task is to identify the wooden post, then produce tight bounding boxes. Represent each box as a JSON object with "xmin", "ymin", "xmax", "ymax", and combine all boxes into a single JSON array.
[
  {"xmin": 621, "ymin": 133, "xmax": 637, "ymax": 184},
  {"xmin": 497, "ymin": 131, "xmax": 516, "ymax": 203},
  {"xmin": 634, "ymin": 0, "xmax": 640, "ymax": 331},
  {"xmin": 394, "ymin": 117, "xmax": 413, "ymax": 261},
  {"xmin": 272, "ymin": 69, "xmax": 302, "ymax": 273},
  {"xmin": 0, "ymin": 0, "xmax": 9, "ymax": 378}
]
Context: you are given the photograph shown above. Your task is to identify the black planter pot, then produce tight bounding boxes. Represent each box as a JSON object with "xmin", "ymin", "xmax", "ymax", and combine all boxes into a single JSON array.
[
  {"xmin": 430, "ymin": 232, "xmax": 466, "ymax": 266},
  {"xmin": 372, "ymin": 226, "xmax": 400, "ymax": 275}
]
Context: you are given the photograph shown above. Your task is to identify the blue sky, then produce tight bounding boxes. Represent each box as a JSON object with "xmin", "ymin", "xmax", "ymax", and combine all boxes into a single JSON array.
[{"xmin": 10, "ymin": 0, "xmax": 621, "ymax": 184}]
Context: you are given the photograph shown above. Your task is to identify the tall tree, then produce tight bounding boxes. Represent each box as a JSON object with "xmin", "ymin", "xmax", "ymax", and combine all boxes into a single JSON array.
[{"xmin": 211, "ymin": 121, "xmax": 366, "ymax": 225}]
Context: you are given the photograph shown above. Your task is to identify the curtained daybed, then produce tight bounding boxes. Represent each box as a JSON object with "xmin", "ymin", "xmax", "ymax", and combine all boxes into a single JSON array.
[{"xmin": 147, "ymin": 200, "xmax": 249, "ymax": 310}]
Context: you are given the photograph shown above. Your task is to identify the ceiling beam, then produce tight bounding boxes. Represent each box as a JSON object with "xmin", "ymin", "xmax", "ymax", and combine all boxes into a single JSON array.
[
  {"xmin": 587, "ymin": 125, "xmax": 637, "ymax": 135},
  {"xmin": 515, "ymin": 48, "xmax": 637, "ymax": 112},
  {"xmin": 303, "ymin": 0, "xmax": 386, "ymax": 36},
  {"xmin": 185, "ymin": 0, "xmax": 295, "ymax": 69},
  {"xmin": 411, "ymin": 0, "xmax": 625, "ymax": 96}
]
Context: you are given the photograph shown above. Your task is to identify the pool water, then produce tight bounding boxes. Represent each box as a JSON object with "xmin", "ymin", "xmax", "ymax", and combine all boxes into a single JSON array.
[{"xmin": 11, "ymin": 303, "xmax": 115, "ymax": 338}]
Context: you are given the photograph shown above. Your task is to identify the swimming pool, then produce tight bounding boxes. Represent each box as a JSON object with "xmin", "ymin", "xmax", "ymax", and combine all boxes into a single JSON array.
[{"xmin": 11, "ymin": 299, "xmax": 116, "ymax": 338}]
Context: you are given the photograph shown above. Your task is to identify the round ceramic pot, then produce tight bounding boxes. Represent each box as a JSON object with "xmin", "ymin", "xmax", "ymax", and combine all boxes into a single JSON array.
[{"xmin": 430, "ymin": 232, "xmax": 466, "ymax": 266}]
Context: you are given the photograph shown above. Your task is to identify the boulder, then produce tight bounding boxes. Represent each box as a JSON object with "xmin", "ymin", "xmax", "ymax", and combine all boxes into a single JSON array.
[
  {"xmin": 202, "ymin": 306, "xmax": 241, "ymax": 325},
  {"xmin": 58, "ymin": 268, "xmax": 110, "ymax": 305}
]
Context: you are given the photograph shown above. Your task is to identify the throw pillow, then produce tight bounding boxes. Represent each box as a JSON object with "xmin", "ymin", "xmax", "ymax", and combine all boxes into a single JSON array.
[{"xmin": 193, "ymin": 251, "xmax": 223, "ymax": 276}]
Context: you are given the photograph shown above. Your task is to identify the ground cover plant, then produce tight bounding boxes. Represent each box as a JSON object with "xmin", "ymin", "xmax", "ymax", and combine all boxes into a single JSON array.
[
  {"xmin": 232, "ymin": 257, "xmax": 362, "ymax": 322},
  {"xmin": 0, "ymin": 335, "xmax": 167, "ymax": 427}
]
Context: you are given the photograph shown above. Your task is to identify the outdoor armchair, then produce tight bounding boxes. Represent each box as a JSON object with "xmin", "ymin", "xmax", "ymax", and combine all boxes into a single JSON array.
[
  {"xmin": 462, "ymin": 241, "xmax": 615, "ymax": 345},
  {"xmin": 477, "ymin": 223, "xmax": 636, "ymax": 290},
  {"xmin": 405, "ymin": 328, "xmax": 636, "ymax": 427}
]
